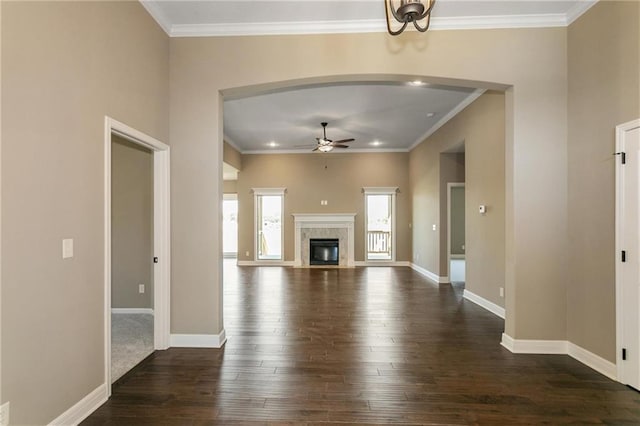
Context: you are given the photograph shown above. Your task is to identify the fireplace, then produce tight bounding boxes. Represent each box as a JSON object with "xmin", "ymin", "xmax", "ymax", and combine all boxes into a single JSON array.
[
  {"xmin": 293, "ymin": 213, "xmax": 356, "ymax": 267},
  {"xmin": 309, "ymin": 238, "xmax": 339, "ymax": 266}
]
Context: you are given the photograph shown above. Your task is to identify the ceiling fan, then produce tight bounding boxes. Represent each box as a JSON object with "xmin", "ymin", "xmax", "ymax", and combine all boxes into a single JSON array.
[{"xmin": 313, "ymin": 122, "xmax": 354, "ymax": 152}]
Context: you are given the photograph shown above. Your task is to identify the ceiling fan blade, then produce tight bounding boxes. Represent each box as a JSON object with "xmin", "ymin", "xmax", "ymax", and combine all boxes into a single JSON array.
[
  {"xmin": 312, "ymin": 146, "xmax": 320, "ymax": 152},
  {"xmin": 332, "ymin": 138, "xmax": 354, "ymax": 144},
  {"xmin": 332, "ymin": 144, "xmax": 349, "ymax": 148}
]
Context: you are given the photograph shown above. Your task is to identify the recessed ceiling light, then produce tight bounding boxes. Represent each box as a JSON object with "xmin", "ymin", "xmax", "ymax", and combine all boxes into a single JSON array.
[
  {"xmin": 371, "ymin": 141, "xmax": 382, "ymax": 146},
  {"xmin": 268, "ymin": 141, "xmax": 278, "ymax": 147},
  {"xmin": 409, "ymin": 80, "xmax": 426, "ymax": 86},
  {"xmin": 426, "ymin": 112, "xmax": 435, "ymax": 118}
]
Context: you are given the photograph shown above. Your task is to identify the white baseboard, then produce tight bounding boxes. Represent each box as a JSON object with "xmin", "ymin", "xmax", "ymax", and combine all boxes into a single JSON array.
[
  {"xmin": 501, "ymin": 333, "xmax": 617, "ymax": 380},
  {"xmin": 48, "ymin": 383, "xmax": 107, "ymax": 426},
  {"xmin": 410, "ymin": 263, "xmax": 448, "ymax": 284},
  {"xmin": 111, "ymin": 308, "xmax": 154, "ymax": 315},
  {"xmin": 463, "ymin": 289, "xmax": 505, "ymax": 319},
  {"xmin": 500, "ymin": 333, "xmax": 567, "ymax": 354},
  {"xmin": 568, "ymin": 342, "xmax": 617, "ymax": 380},
  {"xmin": 236, "ymin": 260, "xmax": 295, "ymax": 266},
  {"xmin": 170, "ymin": 329, "xmax": 227, "ymax": 348}
]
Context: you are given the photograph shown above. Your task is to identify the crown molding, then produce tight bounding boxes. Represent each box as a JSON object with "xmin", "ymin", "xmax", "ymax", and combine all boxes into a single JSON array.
[
  {"xmin": 408, "ymin": 89, "xmax": 485, "ymax": 151},
  {"xmin": 171, "ymin": 19, "xmax": 384, "ymax": 38},
  {"xmin": 140, "ymin": 0, "xmax": 172, "ymax": 35},
  {"xmin": 565, "ymin": 1, "xmax": 598, "ymax": 25},
  {"xmin": 155, "ymin": 8, "xmax": 599, "ymax": 38}
]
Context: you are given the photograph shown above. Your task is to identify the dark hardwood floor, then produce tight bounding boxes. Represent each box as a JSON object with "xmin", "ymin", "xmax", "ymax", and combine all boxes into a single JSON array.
[{"xmin": 83, "ymin": 262, "xmax": 640, "ymax": 425}]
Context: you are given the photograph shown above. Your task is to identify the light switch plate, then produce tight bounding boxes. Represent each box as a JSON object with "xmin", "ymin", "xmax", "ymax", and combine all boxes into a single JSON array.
[
  {"xmin": 139, "ymin": 284, "xmax": 145, "ymax": 294},
  {"xmin": 62, "ymin": 238, "xmax": 74, "ymax": 259},
  {"xmin": 0, "ymin": 401, "xmax": 10, "ymax": 426},
  {"xmin": 432, "ymin": 224, "xmax": 437, "ymax": 231}
]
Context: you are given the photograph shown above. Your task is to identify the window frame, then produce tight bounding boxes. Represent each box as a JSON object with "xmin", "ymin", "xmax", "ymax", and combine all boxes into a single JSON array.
[{"xmin": 363, "ymin": 187, "xmax": 398, "ymax": 262}]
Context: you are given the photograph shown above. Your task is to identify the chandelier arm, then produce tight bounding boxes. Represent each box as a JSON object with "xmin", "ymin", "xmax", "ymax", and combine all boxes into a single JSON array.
[
  {"xmin": 387, "ymin": 19, "xmax": 409, "ymax": 36},
  {"xmin": 385, "ymin": 0, "xmax": 404, "ymax": 23},
  {"xmin": 414, "ymin": 0, "xmax": 436, "ymax": 20},
  {"xmin": 413, "ymin": 14, "xmax": 432, "ymax": 32}
]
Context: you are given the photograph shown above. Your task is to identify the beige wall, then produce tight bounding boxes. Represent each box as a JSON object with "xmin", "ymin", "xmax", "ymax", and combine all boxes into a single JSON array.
[
  {"xmin": 410, "ymin": 92, "xmax": 505, "ymax": 307},
  {"xmin": 236, "ymin": 152, "xmax": 411, "ymax": 262},
  {"xmin": 1, "ymin": 1, "xmax": 169, "ymax": 424},
  {"xmin": 223, "ymin": 141, "xmax": 242, "ymax": 171},
  {"xmin": 223, "ymin": 179, "xmax": 238, "ymax": 194},
  {"xmin": 567, "ymin": 1, "xmax": 640, "ymax": 362},
  {"xmin": 171, "ymin": 26, "xmax": 568, "ymax": 341},
  {"xmin": 450, "ymin": 186, "xmax": 465, "ymax": 256},
  {"xmin": 111, "ymin": 136, "xmax": 154, "ymax": 309},
  {"xmin": 439, "ymin": 152, "xmax": 465, "ymax": 273}
]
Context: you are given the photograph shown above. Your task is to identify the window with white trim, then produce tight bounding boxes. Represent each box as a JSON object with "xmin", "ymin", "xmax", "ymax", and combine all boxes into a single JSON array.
[
  {"xmin": 363, "ymin": 187, "xmax": 397, "ymax": 261},
  {"xmin": 253, "ymin": 188, "xmax": 286, "ymax": 261}
]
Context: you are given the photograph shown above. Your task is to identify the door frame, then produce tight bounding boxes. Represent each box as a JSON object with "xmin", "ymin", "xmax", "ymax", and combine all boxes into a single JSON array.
[
  {"xmin": 104, "ymin": 117, "xmax": 171, "ymax": 394},
  {"xmin": 616, "ymin": 118, "xmax": 640, "ymax": 383},
  {"xmin": 363, "ymin": 187, "xmax": 397, "ymax": 263},
  {"xmin": 447, "ymin": 182, "xmax": 465, "ymax": 279}
]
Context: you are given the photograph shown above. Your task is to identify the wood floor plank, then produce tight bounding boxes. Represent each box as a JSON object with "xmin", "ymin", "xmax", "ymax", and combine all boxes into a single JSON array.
[{"xmin": 83, "ymin": 263, "xmax": 640, "ymax": 424}]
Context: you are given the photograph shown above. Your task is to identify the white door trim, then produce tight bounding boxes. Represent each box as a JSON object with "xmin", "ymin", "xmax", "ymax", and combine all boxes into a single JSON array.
[
  {"xmin": 615, "ymin": 118, "xmax": 640, "ymax": 384},
  {"xmin": 447, "ymin": 182, "xmax": 465, "ymax": 279},
  {"xmin": 363, "ymin": 187, "xmax": 398, "ymax": 262},
  {"xmin": 104, "ymin": 117, "xmax": 171, "ymax": 395}
]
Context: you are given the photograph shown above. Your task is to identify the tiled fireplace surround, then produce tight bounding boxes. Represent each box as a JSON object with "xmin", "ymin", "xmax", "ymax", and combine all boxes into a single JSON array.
[{"xmin": 293, "ymin": 213, "xmax": 356, "ymax": 267}]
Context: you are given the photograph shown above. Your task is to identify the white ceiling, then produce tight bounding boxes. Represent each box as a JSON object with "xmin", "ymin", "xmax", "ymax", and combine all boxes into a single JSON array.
[
  {"xmin": 224, "ymin": 82, "xmax": 480, "ymax": 153},
  {"xmin": 140, "ymin": 0, "xmax": 596, "ymax": 155},
  {"xmin": 141, "ymin": 0, "xmax": 597, "ymax": 37}
]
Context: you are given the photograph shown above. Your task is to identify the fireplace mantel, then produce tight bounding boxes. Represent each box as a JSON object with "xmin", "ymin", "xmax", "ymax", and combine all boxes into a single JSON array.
[{"xmin": 293, "ymin": 213, "xmax": 356, "ymax": 267}]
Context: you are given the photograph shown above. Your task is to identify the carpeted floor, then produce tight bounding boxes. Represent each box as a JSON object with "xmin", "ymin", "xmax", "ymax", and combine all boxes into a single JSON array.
[{"xmin": 111, "ymin": 313, "xmax": 154, "ymax": 382}]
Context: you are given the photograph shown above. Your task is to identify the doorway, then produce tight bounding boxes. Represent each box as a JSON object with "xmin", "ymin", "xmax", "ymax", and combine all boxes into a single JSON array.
[
  {"xmin": 110, "ymin": 136, "xmax": 154, "ymax": 382},
  {"xmin": 104, "ymin": 117, "xmax": 170, "ymax": 395},
  {"xmin": 616, "ymin": 118, "xmax": 640, "ymax": 389},
  {"xmin": 448, "ymin": 183, "xmax": 466, "ymax": 283}
]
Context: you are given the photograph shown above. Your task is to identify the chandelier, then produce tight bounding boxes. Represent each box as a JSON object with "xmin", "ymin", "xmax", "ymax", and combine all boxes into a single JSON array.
[{"xmin": 385, "ymin": 0, "xmax": 436, "ymax": 36}]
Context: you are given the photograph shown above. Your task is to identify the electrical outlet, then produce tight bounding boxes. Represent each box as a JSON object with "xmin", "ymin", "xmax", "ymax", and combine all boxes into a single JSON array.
[
  {"xmin": 432, "ymin": 224, "xmax": 437, "ymax": 231},
  {"xmin": 0, "ymin": 401, "xmax": 10, "ymax": 426},
  {"xmin": 139, "ymin": 284, "xmax": 145, "ymax": 294},
  {"xmin": 500, "ymin": 287, "xmax": 504, "ymax": 298}
]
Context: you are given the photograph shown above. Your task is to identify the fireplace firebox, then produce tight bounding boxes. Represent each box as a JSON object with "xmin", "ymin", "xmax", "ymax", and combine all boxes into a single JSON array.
[{"xmin": 309, "ymin": 238, "xmax": 339, "ymax": 266}]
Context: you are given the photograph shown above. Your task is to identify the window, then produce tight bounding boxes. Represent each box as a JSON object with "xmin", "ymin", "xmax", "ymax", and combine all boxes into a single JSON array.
[
  {"xmin": 253, "ymin": 188, "xmax": 285, "ymax": 260},
  {"xmin": 364, "ymin": 187, "xmax": 397, "ymax": 261}
]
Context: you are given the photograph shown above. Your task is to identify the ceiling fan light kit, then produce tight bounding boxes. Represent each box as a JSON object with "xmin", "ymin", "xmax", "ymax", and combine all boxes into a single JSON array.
[
  {"xmin": 385, "ymin": 0, "xmax": 436, "ymax": 36},
  {"xmin": 312, "ymin": 122, "xmax": 355, "ymax": 153}
]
